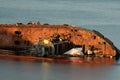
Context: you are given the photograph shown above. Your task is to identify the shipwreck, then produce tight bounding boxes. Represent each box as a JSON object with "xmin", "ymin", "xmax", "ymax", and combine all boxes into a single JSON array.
[{"xmin": 0, "ymin": 22, "xmax": 119, "ymax": 58}]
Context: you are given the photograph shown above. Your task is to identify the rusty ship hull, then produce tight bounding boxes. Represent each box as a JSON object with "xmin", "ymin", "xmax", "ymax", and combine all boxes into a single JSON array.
[{"xmin": 0, "ymin": 23, "xmax": 119, "ymax": 58}]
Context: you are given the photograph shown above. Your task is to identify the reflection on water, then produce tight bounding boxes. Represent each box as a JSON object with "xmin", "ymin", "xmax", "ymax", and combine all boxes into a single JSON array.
[
  {"xmin": 0, "ymin": 55, "xmax": 119, "ymax": 65},
  {"xmin": 0, "ymin": 56, "xmax": 120, "ymax": 80},
  {"xmin": 66, "ymin": 56, "xmax": 118, "ymax": 65}
]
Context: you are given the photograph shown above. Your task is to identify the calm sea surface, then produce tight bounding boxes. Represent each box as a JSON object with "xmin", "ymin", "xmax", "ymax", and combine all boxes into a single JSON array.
[{"xmin": 0, "ymin": 0, "xmax": 120, "ymax": 80}]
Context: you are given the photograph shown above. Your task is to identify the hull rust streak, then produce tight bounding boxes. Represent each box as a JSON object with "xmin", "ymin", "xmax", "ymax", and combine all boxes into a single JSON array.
[{"xmin": 0, "ymin": 23, "xmax": 119, "ymax": 58}]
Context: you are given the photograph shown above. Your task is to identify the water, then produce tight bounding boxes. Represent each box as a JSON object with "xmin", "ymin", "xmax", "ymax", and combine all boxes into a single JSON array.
[
  {"xmin": 0, "ymin": 0, "xmax": 120, "ymax": 80},
  {"xmin": 0, "ymin": 57, "xmax": 120, "ymax": 80}
]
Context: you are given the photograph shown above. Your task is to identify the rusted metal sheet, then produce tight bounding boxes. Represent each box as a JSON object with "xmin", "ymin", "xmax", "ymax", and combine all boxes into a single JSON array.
[{"xmin": 0, "ymin": 23, "xmax": 119, "ymax": 57}]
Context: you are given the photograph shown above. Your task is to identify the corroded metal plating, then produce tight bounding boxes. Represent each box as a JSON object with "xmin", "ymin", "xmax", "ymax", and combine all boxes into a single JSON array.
[{"xmin": 0, "ymin": 23, "xmax": 119, "ymax": 57}]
